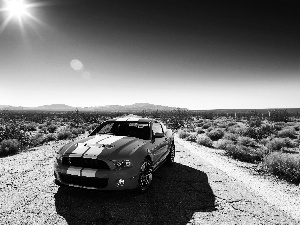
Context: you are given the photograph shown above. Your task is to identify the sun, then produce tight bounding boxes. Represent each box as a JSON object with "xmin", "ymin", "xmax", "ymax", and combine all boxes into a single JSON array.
[
  {"xmin": 6, "ymin": 0, "xmax": 28, "ymax": 18},
  {"xmin": 0, "ymin": 0, "xmax": 45, "ymax": 33}
]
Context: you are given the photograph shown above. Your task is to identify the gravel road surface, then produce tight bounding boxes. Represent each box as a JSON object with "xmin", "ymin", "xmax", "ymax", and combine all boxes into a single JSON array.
[{"xmin": 0, "ymin": 137, "xmax": 299, "ymax": 224}]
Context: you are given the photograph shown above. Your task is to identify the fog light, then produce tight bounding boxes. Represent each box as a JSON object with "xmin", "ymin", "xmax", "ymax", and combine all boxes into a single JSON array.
[{"xmin": 116, "ymin": 179, "xmax": 125, "ymax": 187}]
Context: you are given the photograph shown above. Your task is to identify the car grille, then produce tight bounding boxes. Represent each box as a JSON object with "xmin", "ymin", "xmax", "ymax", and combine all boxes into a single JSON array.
[
  {"xmin": 59, "ymin": 173, "xmax": 108, "ymax": 188},
  {"xmin": 62, "ymin": 157, "xmax": 110, "ymax": 170}
]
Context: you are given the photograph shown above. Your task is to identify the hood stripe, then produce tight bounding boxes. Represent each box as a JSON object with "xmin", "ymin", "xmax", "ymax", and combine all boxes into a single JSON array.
[
  {"xmin": 83, "ymin": 136, "xmax": 126, "ymax": 158},
  {"xmin": 97, "ymin": 135, "xmax": 126, "ymax": 145},
  {"xmin": 66, "ymin": 135, "xmax": 111, "ymax": 155},
  {"xmin": 71, "ymin": 144, "xmax": 90, "ymax": 155},
  {"xmin": 83, "ymin": 147, "xmax": 105, "ymax": 159},
  {"xmin": 84, "ymin": 134, "xmax": 112, "ymax": 145}
]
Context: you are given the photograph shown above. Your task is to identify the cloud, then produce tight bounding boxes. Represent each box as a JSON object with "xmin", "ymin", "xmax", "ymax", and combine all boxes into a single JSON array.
[{"xmin": 70, "ymin": 59, "xmax": 84, "ymax": 71}]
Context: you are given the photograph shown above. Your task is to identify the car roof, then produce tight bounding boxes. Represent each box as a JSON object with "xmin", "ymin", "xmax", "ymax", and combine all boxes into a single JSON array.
[{"xmin": 107, "ymin": 117, "xmax": 156, "ymax": 123}]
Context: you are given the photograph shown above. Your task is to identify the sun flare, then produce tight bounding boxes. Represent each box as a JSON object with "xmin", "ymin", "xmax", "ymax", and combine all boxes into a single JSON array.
[
  {"xmin": 0, "ymin": 0, "xmax": 45, "ymax": 33},
  {"xmin": 6, "ymin": 0, "xmax": 28, "ymax": 18}
]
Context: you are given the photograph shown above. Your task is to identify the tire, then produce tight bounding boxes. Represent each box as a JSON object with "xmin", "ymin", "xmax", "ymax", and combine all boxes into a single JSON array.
[
  {"xmin": 165, "ymin": 144, "xmax": 175, "ymax": 166},
  {"xmin": 136, "ymin": 158, "xmax": 153, "ymax": 193}
]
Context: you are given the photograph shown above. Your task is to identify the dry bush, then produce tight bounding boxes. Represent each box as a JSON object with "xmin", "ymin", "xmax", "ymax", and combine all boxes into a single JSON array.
[
  {"xmin": 47, "ymin": 124, "xmax": 58, "ymax": 133},
  {"xmin": 43, "ymin": 133, "xmax": 57, "ymax": 142},
  {"xmin": 178, "ymin": 129, "xmax": 191, "ymax": 139},
  {"xmin": 277, "ymin": 128, "xmax": 298, "ymax": 139},
  {"xmin": 224, "ymin": 144, "xmax": 267, "ymax": 163},
  {"xmin": 223, "ymin": 132, "xmax": 239, "ymax": 143},
  {"xmin": 215, "ymin": 139, "xmax": 234, "ymax": 150},
  {"xmin": 186, "ymin": 133, "xmax": 197, "ymax": 142},
  {"xmin": 0, "ymin": 139, "xmax": 20, "ymax": 156},
  {"xmin": 196, "ymin": 135, "xmax": 213, "ymax": 147},
  {"xmin": 207, "ymin": 128, "xmax": 224, "ymax": 141},
  {"xmin": 266, "ymin": 138, "xmax": 298, "ymax": 152},
  {"xmin": 196, "ymin": 128, "xmax": 205, "ymax": 134},
  {"xmin": 237, "ymin": 136, "xmax": 258, "ymax": 147},
  {"xmin": 29, "ymin": 133, "xmax": 45, "ymax": 147},
  {"xmin": 262, "ymin": 152, "xmax": 300, "ymax": 183},
  {"xmin": 57, "ymin": 129, "xmax": 72, "ymax": 140},
  {"xmin": 202, "ymin": 122, "xmax": 212, "ymax": 129}
]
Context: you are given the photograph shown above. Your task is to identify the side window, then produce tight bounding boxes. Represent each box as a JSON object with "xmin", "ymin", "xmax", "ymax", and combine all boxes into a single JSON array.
[{"xmin": 152, "ymin": 122, "xmax": 163, "ymax": 134}]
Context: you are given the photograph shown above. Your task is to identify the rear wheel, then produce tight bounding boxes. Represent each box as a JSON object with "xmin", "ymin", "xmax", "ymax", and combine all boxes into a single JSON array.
[
  {"xmin": 165, "ymin": 144, "xmax": 175, "ymax": 166},
  {"xmin": 136, "ymin": 159, "xmax": 153, "ymax": 193}
]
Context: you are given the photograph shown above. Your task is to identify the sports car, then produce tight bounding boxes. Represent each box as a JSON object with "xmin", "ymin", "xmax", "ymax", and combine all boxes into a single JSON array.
[{"xmin": 54, "ymin": 117, "xmax": 175, "ymax": 192}]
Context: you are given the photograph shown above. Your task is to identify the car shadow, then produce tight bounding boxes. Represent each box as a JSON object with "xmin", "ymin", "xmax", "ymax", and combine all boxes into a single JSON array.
[{"xmin": 54, "ymin": 162, "xmax": 216, "ymax": 224}]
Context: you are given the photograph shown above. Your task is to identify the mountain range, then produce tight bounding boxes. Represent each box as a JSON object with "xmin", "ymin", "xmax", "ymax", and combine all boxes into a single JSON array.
[{"xmin": 0, "ymin": 103, "xmax": 186, "ymax": 112}]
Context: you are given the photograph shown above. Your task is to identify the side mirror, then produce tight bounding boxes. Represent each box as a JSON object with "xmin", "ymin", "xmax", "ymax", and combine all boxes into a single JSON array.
[{"xmin": 153, "ymin": 132, "xmax": 164, "ymax": 138}]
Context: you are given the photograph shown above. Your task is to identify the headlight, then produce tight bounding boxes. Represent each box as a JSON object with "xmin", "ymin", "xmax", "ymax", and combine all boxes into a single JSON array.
[{"xmin": 111, "ymin": 159, "xmax": 133, "ymax": 170}]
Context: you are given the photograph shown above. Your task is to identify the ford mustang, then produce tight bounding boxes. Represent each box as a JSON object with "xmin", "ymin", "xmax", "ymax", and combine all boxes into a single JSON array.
[{"xmin": 54, "ymin": 117, "xmax": 175, "ymax": 192}]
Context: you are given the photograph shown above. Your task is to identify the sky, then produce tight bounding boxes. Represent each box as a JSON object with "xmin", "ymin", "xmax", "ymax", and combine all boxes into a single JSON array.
[{"xmin": 0, "ymin": 0, "xmax": 299, "ymax": 110}]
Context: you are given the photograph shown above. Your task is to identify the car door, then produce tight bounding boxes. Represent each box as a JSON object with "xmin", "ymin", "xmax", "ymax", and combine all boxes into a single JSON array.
[{"xmin": 151, "ymin": 122, "xmax": 168, "ymax": 167}]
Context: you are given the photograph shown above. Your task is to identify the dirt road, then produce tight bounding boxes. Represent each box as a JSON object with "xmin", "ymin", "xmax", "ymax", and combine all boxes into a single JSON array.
[{"xmin": 0, "ymin": 138, "xmax": 299, "ymax": 224}]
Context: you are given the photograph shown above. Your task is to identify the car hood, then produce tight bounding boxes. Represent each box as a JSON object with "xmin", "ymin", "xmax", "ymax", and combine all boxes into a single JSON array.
[{"xmin": 60, "ymin": 134, "xmax": 148, "ymax": 159}]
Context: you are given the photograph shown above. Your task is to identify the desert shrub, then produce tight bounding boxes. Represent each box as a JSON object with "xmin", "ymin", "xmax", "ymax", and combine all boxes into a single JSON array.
[
  {"xmin": 207, "ymin": 126, "xmax": 214, "ymax": 132},
  {"xmin": 47, "ymin": 124, "xmax": 58, "ymax": 133},
  {"xmin": 38, "ymin": 123, "xmax": 46, "ymax": 129},
  {"xmin": 227, "ymin": 126, "xmax": 246, "ymax": 135},
  {"xmin": 293, "ymin": 125, "xmax": 300, "ymax": 131},
  {"xmin": 266, "ymin": 138, "xmax": 298, "ymax": 152},
  {"xmin": 178, "ymin": 129, "xmax": 191, "ymax": 139},
  {"xmin": 249, "ymin": 119, "xmax": 262, "ymax": 127},
  {"xmin": 70, "ymin": 128, "xmax": 85, "ymax": 136},
  {"xmin": 207, "ymin": 128, "xmax": 224, "ymax": 141},
  {"xmin": 0, "ymin": 139, "xmax": 20, "ymax": 156},
  {"xmin": 260, "ymin": 138, "xmax": 269, "ymax": 146},
  {"xmin": 215, "ymin": 139, "xmax": 234, "ymax": 150},
  {"xmin": 57, "ymin": 129, "xmax": 72, "ymax": 140},
  {"xmin": 40, "ymin": 126, "xmax": 48, "ymax": 134},
  {"xmin": 202, "ymin": 123, "xmax": 211, "ymax": 129},
  {"xmin": 196, "ymin": 135, "xmax": 213, "ymax": 147},
  {"xmin": 262, "ymin": 152, "xmax": 300, "ymax": 183},
  {"xmin": 237, "ymin": 136, "xmax": 258, "ymax": 147},
  {"xmin": 216, "ymin": 123, "xmax": 227, "ymax": 128},
  {"xmin": 196, "ymin": 128, "xmax": 205, "ymax": 134},
  {"xmin": 186, "ymin": 133, "xmax": 197, "ymax": 142},
  {"xmin": 223, "ymin": 132, "xmax": 239, "ymax": 143},
  {"xmin": 227, "ymin": 121, "xmax": 237, "ymax": 126},
  {"xmin": 274, "ymin": 122, "xmax": 286, "ymax": 131},
  {"xmin": 30, "ymin": 133, "xmax": 45, "ymax": 147},
  {"xmin": 23, "ymin": 122, "xmax": 37, "ymax": 131},
  {"xmin": 277, "ymin": 128, "xmax": 297, "ymax": 139},
  {"xmin": 88, "ymin": 123, "xmax": 99, "ymax": 132},
  {"xmin": 43, "ymin": 133, "xmax": 57, "ymax": 142},
  {"xmin": 224, "ymin": 144, "xmax": 267, "ymax": 163}
]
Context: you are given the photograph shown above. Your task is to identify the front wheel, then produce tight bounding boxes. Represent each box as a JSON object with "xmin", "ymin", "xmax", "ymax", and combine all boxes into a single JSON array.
[
  {"xmin": 165, "ymin": 144, "xmax": 175, "ymax": 166},
  {"xmin": 136, "ymin": 159, "xmax": 153, "ymax": 193}
]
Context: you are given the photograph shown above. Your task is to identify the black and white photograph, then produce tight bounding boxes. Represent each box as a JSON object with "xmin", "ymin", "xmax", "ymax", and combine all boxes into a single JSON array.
[{"xmin": 1, "ymin": 0, "xmax": 300, "ymax": 224}]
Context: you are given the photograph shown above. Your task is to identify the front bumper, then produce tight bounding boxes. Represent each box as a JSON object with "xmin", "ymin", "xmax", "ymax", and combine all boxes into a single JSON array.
[{"xmin": 54, "ymin": 161, "xmax": 140, "ymax": 190}]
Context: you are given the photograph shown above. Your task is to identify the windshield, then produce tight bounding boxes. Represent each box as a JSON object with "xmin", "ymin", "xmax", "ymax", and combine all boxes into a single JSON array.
[{"xmin": 89, "ymin": 121, "xmax": 151, "ymax": 140}]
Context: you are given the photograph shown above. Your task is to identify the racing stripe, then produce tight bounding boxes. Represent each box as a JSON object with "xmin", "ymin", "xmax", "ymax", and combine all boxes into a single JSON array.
[
  {"xmin": 81, "ymin": 168, "xmax": 97, "ymax": 177},
  {"xmin": 126, "ymin": 117, "xmax": 140, "ymax": 121},
  {"xmin": 83, "ymin": 136, "xmax": 126, "ymax": 157},
  {"xmin": 97, "ymin": 135, "xmax": 126, "ymax": 145},
  {"xmin": 116, "ymin": 117, "xmax": 127, "ymax": 121},
  {"xmin": 82, "ymin": 147, "xmax": 105, "ymax": 159},
  {"xmin": 66, "ymin": 135, "xmax": 111, "ymax": 155},
  {"xmin": 84, "ymin": 134, "xmax": 112, "ymax": 145},
  {"xmin": 71, "ymin": 144, "xmax": 90, "ymax": 155},
  {"xmin": 66, "ymin": 167, "xmax": 81, "ymax": 176}
]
